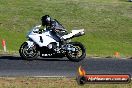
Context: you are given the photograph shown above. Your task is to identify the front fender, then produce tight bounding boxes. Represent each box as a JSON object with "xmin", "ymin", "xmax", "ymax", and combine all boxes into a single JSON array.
[{"xmin": 26, "ymin": 41, "xmax": 34, "ymax": 48}]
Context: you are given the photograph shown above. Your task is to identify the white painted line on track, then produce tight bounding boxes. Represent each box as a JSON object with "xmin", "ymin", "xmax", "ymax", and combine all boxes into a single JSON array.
[{"xmin": 32, "ymin": 76, "xmax": 66, "ymax": 78}]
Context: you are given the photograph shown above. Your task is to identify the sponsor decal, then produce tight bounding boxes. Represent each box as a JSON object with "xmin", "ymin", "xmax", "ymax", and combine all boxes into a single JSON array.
[{"xmin": 76, "ymin": 66, "xmax": 131, "ymax": 85}]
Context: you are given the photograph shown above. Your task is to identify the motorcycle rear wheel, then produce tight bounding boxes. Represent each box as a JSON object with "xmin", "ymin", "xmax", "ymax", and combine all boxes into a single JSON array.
[
  {"xmin": 19, "ymin": 42, "xmax": 39, "ymax": 60},
  {"xmin": 66, "ymin": 42, "xmax": 86, "ymax": 62}
]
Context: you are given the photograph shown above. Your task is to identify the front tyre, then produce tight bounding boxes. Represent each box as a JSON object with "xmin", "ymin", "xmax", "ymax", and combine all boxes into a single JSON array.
[
  {"xmin": 19, "ymin": 42, "xmax": 39, "ymax": 60},
  {"xmin": 66, "ymin": 42, "xmax": 86, "ymax": 62}
]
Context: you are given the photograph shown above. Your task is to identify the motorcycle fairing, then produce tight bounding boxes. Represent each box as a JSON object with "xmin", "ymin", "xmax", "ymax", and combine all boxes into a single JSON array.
[
  {"xmin": 61, "ymin": 29, "xmax": 84, "ymax": 40},
  {"xmin": 28, "ymin": 30, "xmax": 58, "ymax": 47},
  {"xmin": 27, "ymin": 25, "xmax": 84, "ymax": 47}
]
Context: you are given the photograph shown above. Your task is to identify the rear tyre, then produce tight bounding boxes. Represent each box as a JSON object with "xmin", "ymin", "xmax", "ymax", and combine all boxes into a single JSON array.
[
  {"xmin": 66, "ymin": 42, "xmax": 86, "ymax": 62},
  {"xmin": 19, "ymin": 42, "xmax": 39, "ymax": 60}
]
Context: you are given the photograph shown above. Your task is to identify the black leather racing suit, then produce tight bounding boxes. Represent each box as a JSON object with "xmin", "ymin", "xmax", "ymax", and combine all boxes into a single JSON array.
[{"xmin": 46, "ymin": 19, "xmax": 68, "ymax": 42}]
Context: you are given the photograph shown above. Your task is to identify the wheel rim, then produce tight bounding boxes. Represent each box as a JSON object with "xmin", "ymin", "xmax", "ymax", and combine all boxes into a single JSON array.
[
  {"xmin": 21, "ymin": 43, "xmax": 37, "ymax": 58},
  {"xmin": 68, "ymin": 45, "xmax": 83, "ymax": 59}
]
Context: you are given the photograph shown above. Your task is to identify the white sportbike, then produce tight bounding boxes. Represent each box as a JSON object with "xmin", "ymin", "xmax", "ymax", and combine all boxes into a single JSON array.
[{"xmin": 19, "ymin": 21, "xmax": 86, "ymax": 62}]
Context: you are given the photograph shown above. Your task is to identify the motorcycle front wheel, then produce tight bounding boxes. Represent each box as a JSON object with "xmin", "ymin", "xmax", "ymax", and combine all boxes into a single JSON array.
[
  {"xmin": 19, "ymin": 42, "xmax": 39, "ymax": 60},
  {"xmin": 66, "ymin": 42, "xmax": 86, "ymax": 62}
]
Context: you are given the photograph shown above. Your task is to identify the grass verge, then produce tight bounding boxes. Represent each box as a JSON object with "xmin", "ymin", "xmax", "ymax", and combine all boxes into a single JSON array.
[{"xmin": 0, "ymin": 77, "xmax": 131, "ymax": 88}]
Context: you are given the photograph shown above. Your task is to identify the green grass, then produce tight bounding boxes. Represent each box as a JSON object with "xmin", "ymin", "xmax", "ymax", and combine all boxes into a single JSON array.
[
  {"xmin": 0, "ymin": 0, "xmax": 132, "ymax": 57},
  {"xmin": 0, "ymin": 77, "xmax": 131, "ymax": 88}
]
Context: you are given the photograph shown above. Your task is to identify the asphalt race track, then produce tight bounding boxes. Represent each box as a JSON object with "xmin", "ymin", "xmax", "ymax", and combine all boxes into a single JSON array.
[{"xmin": 0, "ymin": 55, "xmax": 132, "ymax": 77}]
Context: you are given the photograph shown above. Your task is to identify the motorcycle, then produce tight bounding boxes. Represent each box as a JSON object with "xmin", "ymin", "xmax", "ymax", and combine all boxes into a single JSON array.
[{"xmin": 19, "ymin": 20, "xmax": 86, "ymax": 62}]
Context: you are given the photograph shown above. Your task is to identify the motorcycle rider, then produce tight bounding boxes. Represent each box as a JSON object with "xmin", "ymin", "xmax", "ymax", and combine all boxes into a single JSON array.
[{"xmin": 40, "ymin": 15, "xmax": 67, "ymax": 43}]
